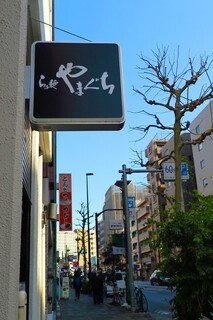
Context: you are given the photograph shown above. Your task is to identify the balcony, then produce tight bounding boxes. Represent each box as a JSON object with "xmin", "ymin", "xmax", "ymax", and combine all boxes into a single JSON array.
[
  {"xmin": 142, "ymin": 256, "xmax": 152, "ymax": 265},
  {"xmin": 139, "ymin": 230, "xmax": 149, "ymax": 241},
  {"xmin": 141, "ymin": 244, "xmax": 150, "ymax": 253},
  {"xmin": 138, "ymin": 220, "xmax": 148, "ymax": 230}
]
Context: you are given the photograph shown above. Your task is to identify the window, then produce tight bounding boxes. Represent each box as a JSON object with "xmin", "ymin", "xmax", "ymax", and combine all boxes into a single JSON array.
[
  {"xmin": 133, "ymin": 255, "xmax": 138, "ymax": 261},
  {"xmin": 203, "ymin": 178, "xmax": 208, "ymax": 187},
  {"xmin": 132, "ymin": 231, "xmax": 137, "ymax": 238},
  {"xmin": 200, "ymin": 160, "xmax": 205, "ymax": 169},
  {"xmin": 133, "ymin": 243, "xmax": 137, "ymax": 250},
  {"xmin": 198, "ymin": 143, "xmax": 203, "ymax": 151},
  {"xmin": 131, "ymin": 220, "xmax": 135, "ymax": 227},
  {"xmin": 195, "ymin": 125, "xmax": 200, "ymax": 134}
]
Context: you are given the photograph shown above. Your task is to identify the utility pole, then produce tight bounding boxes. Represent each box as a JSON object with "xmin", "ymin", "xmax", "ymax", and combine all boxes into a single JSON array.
[{"xmin": 118, "ymin": 164, "xmax": 163, "ymax": 311}]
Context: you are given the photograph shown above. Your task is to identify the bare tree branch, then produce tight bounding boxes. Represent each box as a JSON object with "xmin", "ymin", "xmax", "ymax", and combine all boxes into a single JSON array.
[
  {"xmin": 132, "ymin": 47, "xmax": 213, "ymax": 208},
  {"xmin": 180, "ymin": 128, "xmax": 213, "ymax": 148}
]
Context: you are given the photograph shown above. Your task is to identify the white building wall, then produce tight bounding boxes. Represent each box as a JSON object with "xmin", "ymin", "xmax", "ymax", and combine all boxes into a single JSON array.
[
  {"xmin": 0, "ymin": 1, "xmax": 28, "ymax": 319},
  {"xmin": 190, "ymin": 102, "xmax": 213, "ymax": 195},
  {"xmin": 0, "ymin": 1, "xmax": 53, "ymax": 319}
]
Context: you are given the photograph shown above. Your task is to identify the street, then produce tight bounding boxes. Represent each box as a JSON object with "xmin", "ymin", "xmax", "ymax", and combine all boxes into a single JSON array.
[{"xmin": 135, "ymin": 281, "xmax": 175, "ymax": 320}]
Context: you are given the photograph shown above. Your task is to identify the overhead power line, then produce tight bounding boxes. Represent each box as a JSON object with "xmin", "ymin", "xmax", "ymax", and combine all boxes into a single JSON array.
[{"xmin": 31, "ymin": 17, "xmax": 92, "ymax": 42}]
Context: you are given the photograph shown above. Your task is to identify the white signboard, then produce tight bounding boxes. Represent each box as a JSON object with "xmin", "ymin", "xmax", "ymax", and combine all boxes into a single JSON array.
[
  {"xmin": 162, "ymin": 162, "xmax": 189, "ymax": 181},
  {"xmin": 129, "ymin": 208, "xmax": 136, "ymax": 221},
  {"xmin": 109, "ymin": 219, "xmax": 124, "ymax": 230},
  {"xmin": 112, "ymin": 246, "xmax": 125, "ymax": 255},
  {"xmin": 62, "ymin": 277, "xmax": 69, "ymax": 299}
]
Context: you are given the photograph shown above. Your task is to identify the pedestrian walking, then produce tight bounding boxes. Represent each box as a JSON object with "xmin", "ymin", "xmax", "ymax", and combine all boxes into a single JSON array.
[{"xmin": 73, "ymin": 269, "xmax": 82, "ymax": 301}]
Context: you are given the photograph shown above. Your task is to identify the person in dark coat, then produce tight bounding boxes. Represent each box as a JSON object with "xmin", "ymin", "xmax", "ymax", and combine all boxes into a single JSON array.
[
  {"xmin": 73, "ymin": 269, "xmax": 82, "ymax": 301},
  {"xmin": 93, "ymin": 268, "xmax": 104, "ymax": 304},
  {"xmin": 88, "ymin": 271, "xmax": 98, "ymax": 304}
]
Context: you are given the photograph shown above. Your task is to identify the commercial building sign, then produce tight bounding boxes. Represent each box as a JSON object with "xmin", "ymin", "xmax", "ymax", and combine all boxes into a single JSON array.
[
  {"xmin": 59, "ymin": 174, "xmax": 72, "ymax": 231},
  {"xmin": 30, "ymin": 42, "xmax": 125, "ymax": 131},
  {"xmin": 109, "ymin": 219, "xmax": 124, "ymax": 230}
]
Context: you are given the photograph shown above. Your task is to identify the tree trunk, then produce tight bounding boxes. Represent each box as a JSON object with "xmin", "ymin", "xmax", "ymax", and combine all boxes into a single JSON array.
[{"xmin": 174, "ymin": 100, "xmax": 182, "ymax": 211}]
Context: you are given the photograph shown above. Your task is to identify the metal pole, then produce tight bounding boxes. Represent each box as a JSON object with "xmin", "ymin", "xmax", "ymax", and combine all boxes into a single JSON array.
[
  {"xmin": 95, "ymin": 208, "xmax": 123, "ymax": 270},
  {"xmin": 95, "ymin": 212, "xmax": 99, "ymax": 269},
  {"xmin": 86, "ymin": 173, "xmax": 93, "ymax": 275},
  {"xmin": 122, "ymin": 164, "xmax": 136, "ymax": 311}
]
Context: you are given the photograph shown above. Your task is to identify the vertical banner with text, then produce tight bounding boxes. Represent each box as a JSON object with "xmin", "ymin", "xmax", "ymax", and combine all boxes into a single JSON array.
[{"xmin": 59, "ymin": 174, "xmax": 72, "ymax": 231}]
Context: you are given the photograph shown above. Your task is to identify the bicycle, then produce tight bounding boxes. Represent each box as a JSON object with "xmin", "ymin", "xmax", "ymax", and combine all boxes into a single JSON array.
[{"xmin": 135, "ymin": 286, "xmax": 148, "ymax": 312}]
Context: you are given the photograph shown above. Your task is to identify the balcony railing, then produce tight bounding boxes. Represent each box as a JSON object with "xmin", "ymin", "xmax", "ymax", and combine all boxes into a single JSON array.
[{"xmin": 139, "ymin": 230, "xmax": 149, "ymax": 241}]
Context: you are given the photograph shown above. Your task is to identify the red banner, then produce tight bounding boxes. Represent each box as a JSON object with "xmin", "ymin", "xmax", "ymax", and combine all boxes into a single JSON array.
[{"xmin": 59, "ymin": 174, "xmax": 72, "ymax": 231}]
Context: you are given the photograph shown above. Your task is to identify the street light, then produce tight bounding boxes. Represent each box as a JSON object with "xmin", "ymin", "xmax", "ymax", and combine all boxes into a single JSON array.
[
  {"xmin": 115, "ymin": 179, "xmax": 131, "ymax": 265},
  {"xmin": 118, "ymin": 165, "xmax": 135, "ymax": 310},
  {"xmin": 86, "ymin": 173, "xmax": 94, "ymax": 275}
]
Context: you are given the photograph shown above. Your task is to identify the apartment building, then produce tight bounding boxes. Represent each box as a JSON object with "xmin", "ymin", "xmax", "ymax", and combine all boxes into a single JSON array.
[
  {"xmin": 142, "ymin": 135, "xmax": 197, "ymax": 271},
  {"xmin": 190, "ymin": 102, "xmax": 213, "ymax": 195},
  {"xmin": 123, "ymin": 139, "xmax": 168, "ymax": 277},
  {"xmin": 131, "ymin": 195, "xmax": 154, "ymax": 279}
]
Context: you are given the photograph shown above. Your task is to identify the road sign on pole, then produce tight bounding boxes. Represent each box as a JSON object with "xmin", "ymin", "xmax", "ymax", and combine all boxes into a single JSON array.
[
  {"xmin": 162, "ymin": 162, "xmax": 189, "ymax": 181},
  {"xmin": 128, "ymin": 196, "xmax": 135, "ymax": 208},
  {"xmin": 181, "ymin": 163, "xmax": 189, "ymax": 180}
]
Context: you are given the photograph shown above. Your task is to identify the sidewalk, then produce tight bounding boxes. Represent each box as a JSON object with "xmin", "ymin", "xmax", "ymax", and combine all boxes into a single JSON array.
[{"xmin": 57, "ymin": 288, "xmax": 154, "ymax": 320}]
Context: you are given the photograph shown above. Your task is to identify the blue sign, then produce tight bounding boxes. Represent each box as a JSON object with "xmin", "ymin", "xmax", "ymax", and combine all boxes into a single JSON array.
[
  {"xmin": 163, "ymin": 162, "xmax": 189, "ymax": 181},
  {"xmin": 181, "ymin": 163, "xmax": 189, "ymax": 179},
  {"xmin": 128, "ymin": 196, "xmax": 136, "ymax": 208}
]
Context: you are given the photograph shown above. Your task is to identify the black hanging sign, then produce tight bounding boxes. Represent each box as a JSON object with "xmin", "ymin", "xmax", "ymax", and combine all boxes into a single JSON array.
[{"xmin": 29, "ymin": 42, "xmax": 125, "ymax": 131}]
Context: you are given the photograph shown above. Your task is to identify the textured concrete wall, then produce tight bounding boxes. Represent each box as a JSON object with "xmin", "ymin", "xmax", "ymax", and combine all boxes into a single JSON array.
[{"xmin": 0, "ymin": 1, "xmax": 28, "ymax": 319}]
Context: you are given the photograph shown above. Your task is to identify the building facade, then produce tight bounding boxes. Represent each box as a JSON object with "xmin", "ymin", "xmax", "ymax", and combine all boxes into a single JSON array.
[
  {"xmin": 98, "ymin": 184, "xmax": 144, "ymax": 269},
  {"xmin": 190, "ymin": 102, "xmax": 213, "ymax": 195},
  {"xmin": 0, "ymin": 2, "xmax": 56, "ymax": 319}
]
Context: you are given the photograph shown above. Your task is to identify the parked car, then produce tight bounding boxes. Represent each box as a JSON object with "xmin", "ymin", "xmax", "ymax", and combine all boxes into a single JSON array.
[
  {"xmin": 150, "ymin": 269, "xmax": 170, "ymax": 286},
  {"xmin": 104, "ymin": 271, "xmax": 126, "ymax": 296}
]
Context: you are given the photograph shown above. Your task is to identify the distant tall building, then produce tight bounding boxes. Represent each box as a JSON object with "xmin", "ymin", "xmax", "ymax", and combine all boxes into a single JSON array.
[
  {"xmin": 98, "ymin": 183, "xmax": 144, "ymax": 268},
  {"xmin": 57, "ymin": 231, "xmax": 77, "ymax": 259}
]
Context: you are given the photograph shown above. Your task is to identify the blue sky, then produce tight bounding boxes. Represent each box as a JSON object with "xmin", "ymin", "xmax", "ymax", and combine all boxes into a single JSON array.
[{"xmin": 54, "ymin": 0, "xmax": 213, "ymax": 228}]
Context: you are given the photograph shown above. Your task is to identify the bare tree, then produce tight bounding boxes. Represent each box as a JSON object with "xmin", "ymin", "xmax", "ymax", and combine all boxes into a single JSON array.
[
  {"xmin": 132, "ymin": 47, "xmax": 213, "ymax": 209},
  {"xmin": 75, "ymin": 202, "xmax": 88, "ymax": 281}
]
